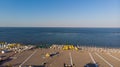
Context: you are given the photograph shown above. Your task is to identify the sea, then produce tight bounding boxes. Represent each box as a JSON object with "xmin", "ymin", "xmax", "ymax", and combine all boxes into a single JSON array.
[{"xmin": 0, "ymin": 27, "xmax": 120, "ymax": 48}]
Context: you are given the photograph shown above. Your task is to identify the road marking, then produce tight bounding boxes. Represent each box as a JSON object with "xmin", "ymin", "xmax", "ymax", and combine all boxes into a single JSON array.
[
  {"xmin": 108, "ymin": 53, "xmax": 120, "ymax": 62},
  {"xmin": 19, "ymin": 50, "xmax": 37, "ymax": 67},
  {"xmin": 69, "ymin": 52, "xmax": 73, "ymax": 66},
  {"xmin": 89, "ymin": 53, "xmax": 96, "ymax": 63},
  {"xmin": 95, "ymin": 53, "xmax": 113, "ymax": 67}
]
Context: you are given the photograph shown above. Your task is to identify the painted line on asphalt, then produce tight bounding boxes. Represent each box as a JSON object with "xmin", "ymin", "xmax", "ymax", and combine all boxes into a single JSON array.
[
  {"xmin": 95, "ymin": 53, "xmax": 113, "ymax": 67},
  {"xmin": 69, "ymin": 52, "xmax": 73, "ymax": 66},
  {"xmin": 19, "ymin": 50, "xmax": 37, "ymax": 67},
  {"xmin": 89, "ymin": 53, "xmax": 96, "ymax": 63},
  {"xmin": 108, "ymin": 53, "xmax": 120, "ymax": 62}
]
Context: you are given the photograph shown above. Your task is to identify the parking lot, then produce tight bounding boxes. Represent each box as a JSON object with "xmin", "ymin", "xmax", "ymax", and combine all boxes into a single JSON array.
[{"xmin": 1, "ymin": 48, "xmax": 120, "ymax": 67}]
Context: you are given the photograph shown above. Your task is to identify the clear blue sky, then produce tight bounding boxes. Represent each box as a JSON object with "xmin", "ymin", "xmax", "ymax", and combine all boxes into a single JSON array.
[{"xmin": 0, "ymin": 0, "xmax": 119, "ymax": 27}]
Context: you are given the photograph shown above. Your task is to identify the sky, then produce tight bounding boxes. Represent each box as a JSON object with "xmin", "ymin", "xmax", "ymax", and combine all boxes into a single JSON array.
[{"xmin": 0, "ymin": 0, "xmax": 119, "ymax": 27}]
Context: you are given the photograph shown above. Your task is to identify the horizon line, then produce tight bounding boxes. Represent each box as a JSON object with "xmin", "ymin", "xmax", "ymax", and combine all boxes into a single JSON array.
[{"xmin": 0, "ymin": 26, "xmax": 120, "ymax": 28}]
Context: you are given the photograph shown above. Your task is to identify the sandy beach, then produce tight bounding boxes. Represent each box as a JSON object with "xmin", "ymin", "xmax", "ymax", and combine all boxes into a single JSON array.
[{"xmin": 0, "ymin": 45, "xmax": 120, "ymax": 67}]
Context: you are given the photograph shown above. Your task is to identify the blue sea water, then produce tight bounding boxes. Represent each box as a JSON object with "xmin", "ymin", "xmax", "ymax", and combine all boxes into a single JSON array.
[{"xmin": 0, "ymin": 27, "xmax": 120, "ymax": 48}]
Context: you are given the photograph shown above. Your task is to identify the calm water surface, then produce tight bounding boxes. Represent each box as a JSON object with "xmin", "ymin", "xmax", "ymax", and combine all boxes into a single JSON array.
[{"xmin": 0, "ymin": 27, "xmax": 120, "ymax": 48}]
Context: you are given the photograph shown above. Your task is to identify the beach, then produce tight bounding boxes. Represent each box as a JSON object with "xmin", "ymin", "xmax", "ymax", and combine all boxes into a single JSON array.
[{"xmin": 1, "ymin": 45, "xmax": 120, "ymax": 67}]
